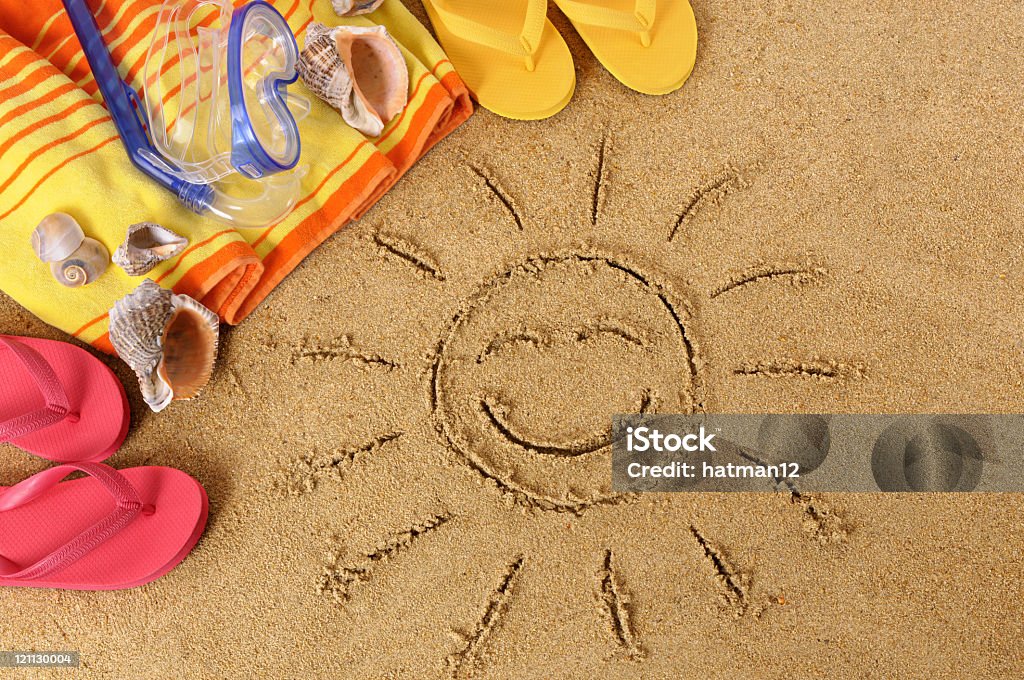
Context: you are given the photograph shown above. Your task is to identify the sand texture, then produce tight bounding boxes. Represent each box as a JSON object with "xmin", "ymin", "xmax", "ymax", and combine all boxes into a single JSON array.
[{"xmin": 2, "ymin": 0, "xmax": 1024, "ymax": 677}]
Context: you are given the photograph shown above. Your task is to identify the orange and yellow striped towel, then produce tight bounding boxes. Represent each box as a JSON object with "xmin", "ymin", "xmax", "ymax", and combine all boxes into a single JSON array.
[{"xmin": 0, "ymin": 0, "xmax": 471, "ymax": 353}]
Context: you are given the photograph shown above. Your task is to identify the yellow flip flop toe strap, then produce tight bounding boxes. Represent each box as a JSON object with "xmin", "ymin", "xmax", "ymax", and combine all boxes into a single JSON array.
[
  {"xmin": 556, "ymin": 0, "xmax": 656, "ymax": 47},
  {"xmin": 428, "ymin": 0, "xmax": 548, "ymax": 71}
]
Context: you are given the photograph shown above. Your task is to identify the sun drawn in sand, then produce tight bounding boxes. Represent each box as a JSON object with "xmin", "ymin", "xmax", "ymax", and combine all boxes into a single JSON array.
[{"xmin": 283, "ymin": 133, "xmax": 855, "ymax": 675}]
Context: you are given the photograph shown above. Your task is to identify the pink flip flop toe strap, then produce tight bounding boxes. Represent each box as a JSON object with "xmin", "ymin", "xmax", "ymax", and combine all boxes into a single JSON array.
[
  {"xmin": 0, "ymin": 462, "xmax": 145, "ymax": 581},
  {"xmin": 0, "ymin": 336, "xmax": 74, "ymax": 443}
]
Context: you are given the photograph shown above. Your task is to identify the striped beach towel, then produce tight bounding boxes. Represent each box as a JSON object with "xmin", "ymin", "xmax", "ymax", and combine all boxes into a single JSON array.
[{"xmin": 0, "ymin": 0, "xmax": 471, "ymax": 353}]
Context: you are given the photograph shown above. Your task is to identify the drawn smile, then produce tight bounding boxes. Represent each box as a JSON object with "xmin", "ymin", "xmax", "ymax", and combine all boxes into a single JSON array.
[{"xmin": 479, "ymin": 392, "xmax": 655, "ymax": 457}]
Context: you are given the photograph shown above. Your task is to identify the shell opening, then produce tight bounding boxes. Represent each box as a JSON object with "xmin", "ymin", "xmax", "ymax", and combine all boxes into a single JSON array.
[
  {"xmin": 338, "ymin": 33, "xmax": 407, "ymax": 124},
  {"xmin": 129, "ymin": 227, "xmax": 185, "ymax": 257},
  {"xmin": 158, "ymin": 306, "xmax": 218, "ymax": 401}
]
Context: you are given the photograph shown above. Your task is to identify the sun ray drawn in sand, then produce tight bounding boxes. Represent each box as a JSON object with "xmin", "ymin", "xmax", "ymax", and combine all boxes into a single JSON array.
[{"xmin": 292, "ymin": 132, "xmax": 859, "ymax": 673}]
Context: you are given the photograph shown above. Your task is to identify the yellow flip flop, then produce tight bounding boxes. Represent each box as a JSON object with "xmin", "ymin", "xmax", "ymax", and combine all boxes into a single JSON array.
[
  {"xmin": 553, "ymin": 0, "xmax": 697, "ymax": 95},
  {"xmin": 422, "ymin": 0, "xmax": 576, "ymax": 120}
]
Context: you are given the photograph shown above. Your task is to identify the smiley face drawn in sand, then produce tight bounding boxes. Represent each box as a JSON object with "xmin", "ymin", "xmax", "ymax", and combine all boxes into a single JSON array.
[{"xmin": 431, "ymin": 253, "xmax": 700, "ymax": 511}]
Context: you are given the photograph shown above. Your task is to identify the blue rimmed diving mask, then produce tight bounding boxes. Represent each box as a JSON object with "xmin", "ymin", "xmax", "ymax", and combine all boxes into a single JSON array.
[
  {"xmin": 228, "ymin": 1, "xmax": 305, "ymax": 179},
  {"xmin": 61, "ymin": 0, "xmax": 310, "ymax": 228}
]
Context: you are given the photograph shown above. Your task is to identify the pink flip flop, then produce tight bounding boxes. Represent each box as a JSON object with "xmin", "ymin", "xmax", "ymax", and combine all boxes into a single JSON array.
[
  {"xmin": 0, "ymin": 463, "xmax": 208, "ymax": 590},
  {"xmin": 0, "ymin": 336, "xmax": 130, "ymax": 463}
]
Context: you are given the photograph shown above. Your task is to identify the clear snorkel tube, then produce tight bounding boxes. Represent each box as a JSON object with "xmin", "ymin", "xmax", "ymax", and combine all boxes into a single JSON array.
[{"xmin": 61, "ymin": 0, "xmax": 309, "ymax": 229}]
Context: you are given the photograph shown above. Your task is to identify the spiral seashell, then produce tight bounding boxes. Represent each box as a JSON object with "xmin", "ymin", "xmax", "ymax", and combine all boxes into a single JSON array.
[
  {"xmin": 49, "ymin": 237, "xmax": 109, "ymax": 287},
  {"xmin": 299, "ymin": 23, "xmax": 409, "ymax": 137},
  {"xmin": 31, "ymin": 212, "xmax": 85, "ymax": 262},
  {"xmin": 331, "ymin": 0, "xmax": 383, "ymax": 16},
  {"xmin": 113, "ymin": 222, "xmax": 189, "ymax": 276},
  {"xmin": 109, "ymin": 279, "xmax": 220, "ymax": 412}
]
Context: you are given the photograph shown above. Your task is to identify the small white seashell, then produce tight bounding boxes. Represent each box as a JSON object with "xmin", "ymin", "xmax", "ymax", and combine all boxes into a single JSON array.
[
  {"xmin": 109, "ymin": 279, "xmax": 220, "ymax": 412},
  {"xmin": 112, "ymin": 222, "xmax": 189, "ymax": 276},
  {"xmin": 299, "ymin": 23, "xmax": 409, "ymax": 137},
  {"xmin": 331, "ymin": 0, "xmax": 383, "ymax": 16},
  {"xmin": 31, "ymin": 212, "xmax": 86, "ymax": 263},
  {"xmin": 49, "ymin": 237, "xmax": 109, "ymax": 287}
]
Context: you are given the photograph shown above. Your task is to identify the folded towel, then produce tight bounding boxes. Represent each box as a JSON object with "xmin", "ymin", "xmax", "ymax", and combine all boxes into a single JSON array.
[{"xmin": 0, "ymin": 0, "xmax": 471, "ymax": 353}]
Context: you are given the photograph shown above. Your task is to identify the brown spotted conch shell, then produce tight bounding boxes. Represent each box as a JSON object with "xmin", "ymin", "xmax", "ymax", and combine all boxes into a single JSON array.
[
  {"xmin": 31, "ymin": 212, "xmax": 86, "ymax": 262},
  {"xmin": 331, "ymin": 0, "xmax": 383, "ymax": 16},
  {"xmin": 298, "ymin": 22, "xmax": 409, "ymax": 137},
  {"xmin": 113, "ymin": 222, "xmax": 189, "ymax": 276},
  {"xmin": 109, "ymin": 279, "xmax": 220, "ymax": 412},
  {"xmin": 49, "ymin": 237, "xmax": 109, "ymax": 288}
]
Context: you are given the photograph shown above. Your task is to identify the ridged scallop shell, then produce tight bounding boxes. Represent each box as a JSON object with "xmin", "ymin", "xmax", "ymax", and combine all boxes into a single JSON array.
[
  {"xmin": 298, "ymin": 23, "xmax": 409, "ymax": 137},
  {"xmin": 331, "ymin": 0, "xmax": 383, "ymax": 16},
  {"xmin": 109, "ymin": 279, "xmax": 220, "ymax": 412},
  {"xmin": 50, "ymin": 237, "xmax": 109, "ymax": 287},
  {"xmin": 31, "ymin": 212, "xmax": 85, "ymax": 262},
  {"xmin": 113, "ymin": 222, "xmax": 189, "ymax": 276}
]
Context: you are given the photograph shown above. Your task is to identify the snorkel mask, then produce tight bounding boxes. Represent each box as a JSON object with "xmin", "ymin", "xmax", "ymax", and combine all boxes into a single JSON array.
[{"xmin": 62, "ymin": 0, "xmax": 309, "ymax": 228}]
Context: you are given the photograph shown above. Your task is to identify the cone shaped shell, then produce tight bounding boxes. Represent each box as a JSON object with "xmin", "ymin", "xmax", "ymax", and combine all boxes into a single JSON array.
[
  {"xmin": 331, "ymin": 0, "xmax": 383, "ymax": 16},
  {"xmin": 113, "ymin": 222, "xmax": 189, "ymax": 276}
]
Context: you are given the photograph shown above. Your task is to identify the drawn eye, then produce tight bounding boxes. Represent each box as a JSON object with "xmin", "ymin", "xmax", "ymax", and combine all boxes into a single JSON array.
[{"xmin": 475, "ymin": 318, "xmax": 647, "ymax": 364}]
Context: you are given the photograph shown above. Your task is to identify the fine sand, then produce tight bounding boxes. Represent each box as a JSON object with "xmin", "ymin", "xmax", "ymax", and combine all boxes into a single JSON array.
[{"xmin": 2, "ymin": 1, "xmax": 1023, "ymax": 677}]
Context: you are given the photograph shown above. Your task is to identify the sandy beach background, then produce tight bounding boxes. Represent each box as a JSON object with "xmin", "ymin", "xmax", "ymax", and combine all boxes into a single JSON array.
[{"xmin": 2, "ymin": 0, "xmax": 1023, "ymax": 677}]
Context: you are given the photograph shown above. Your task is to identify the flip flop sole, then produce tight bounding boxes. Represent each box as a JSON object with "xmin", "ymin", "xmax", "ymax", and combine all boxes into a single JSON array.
[
  {"xmin": 562, "ymin": 0, "xmax": 698, "ymax": 95},
  {"xmin": 1, "ymin": 337, "xmax": 130, "ymax": 463},
  {"xmin": 424, "ymin": 1, "xmax": 576, "ymax": 120},
  {"xmin": 0, "ymin": 467, "xmax": 207, "ymax": 590},
  {"xmin": 115, "ymin": 483, "xmax": 208, "ymax": 590}
]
